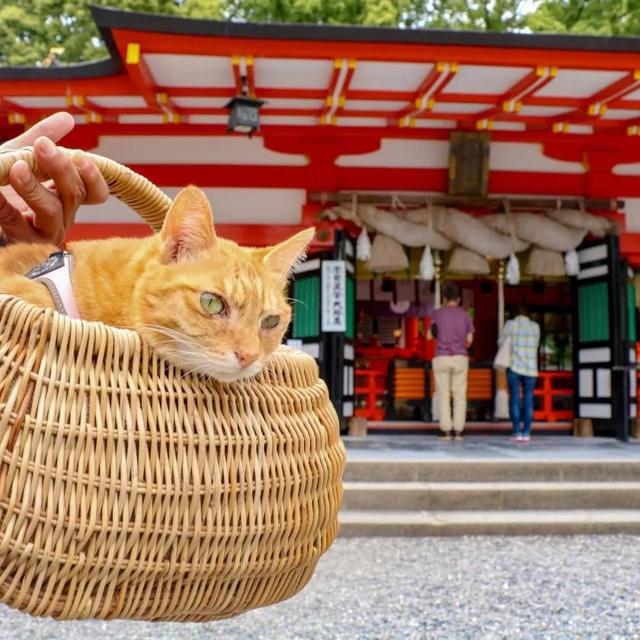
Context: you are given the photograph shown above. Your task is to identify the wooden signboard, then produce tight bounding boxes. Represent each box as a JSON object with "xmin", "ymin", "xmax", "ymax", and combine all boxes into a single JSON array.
[{"xmin": 448, "ymin": 131, "xmax": 490, "ymax": 197}]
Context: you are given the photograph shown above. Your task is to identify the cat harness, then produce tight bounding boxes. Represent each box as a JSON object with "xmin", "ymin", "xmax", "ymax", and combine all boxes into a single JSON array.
[{"xmin": 25, "ymin": 251, "xmax": 81, "ymax": 319}]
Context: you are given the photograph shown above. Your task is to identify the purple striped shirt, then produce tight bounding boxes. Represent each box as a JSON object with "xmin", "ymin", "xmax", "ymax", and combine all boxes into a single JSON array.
[{"xmin": 431, "ymin": 306, "xmax": 474, "ymax": 356}]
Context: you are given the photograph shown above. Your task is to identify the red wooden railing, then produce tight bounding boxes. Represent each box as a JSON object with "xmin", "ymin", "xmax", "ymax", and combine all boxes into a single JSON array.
[
  {"xmin": 533, "ymin": 371, "xmax": 574, "ymax": 422},
  {"xmin": 354, "ymin": 369, "xmax": 386, "ymax": 421}
]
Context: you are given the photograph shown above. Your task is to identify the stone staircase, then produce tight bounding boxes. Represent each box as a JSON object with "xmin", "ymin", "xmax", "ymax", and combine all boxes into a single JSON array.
[{"xmin": 339, "ymin": 458, "xmax": 640, "ymax": 536}]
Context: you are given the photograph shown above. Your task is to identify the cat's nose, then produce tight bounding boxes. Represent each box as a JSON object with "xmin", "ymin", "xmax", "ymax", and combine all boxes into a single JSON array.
[{"xmin": 235, "ymin": 351, "xmax": 259, "ymax": 368}]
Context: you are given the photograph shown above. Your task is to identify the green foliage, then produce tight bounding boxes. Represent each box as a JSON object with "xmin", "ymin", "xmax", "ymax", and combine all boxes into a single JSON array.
[
  {"xmin": 401, "ymin": 0, "xmax": 530, "ymax": 30},
  {"xmin": 0, "ymin": 0, "xmax": 223, "ymax": 67},
  {"xmin": 1, "ymin": 0, "xmax": 639, "ymax": 67},
  {"xmin": 527, "ymin": 0, "xmax": 640, "ymax": 36},
  {"xmin": 0, "ymin": 4, "xmax": 47, "ymax": 67},
  {"xmin": 224, "ymin": 0, "xmax": 408, "ymax": 25}
]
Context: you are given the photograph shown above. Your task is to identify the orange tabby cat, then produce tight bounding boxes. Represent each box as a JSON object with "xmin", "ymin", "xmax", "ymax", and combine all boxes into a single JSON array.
[{"xmin": 0, "ymin": 186, "xmax": 314, "ymax": 382}]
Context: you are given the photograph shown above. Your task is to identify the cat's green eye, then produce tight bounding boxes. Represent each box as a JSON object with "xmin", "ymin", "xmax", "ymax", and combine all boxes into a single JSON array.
[
  {"xmin": 201, "ymin": 292, "xmax": 225, "ymax": 315},
  {"xmin": 261, "ymin": 315, "xmax": 280, "ymax": 330}
]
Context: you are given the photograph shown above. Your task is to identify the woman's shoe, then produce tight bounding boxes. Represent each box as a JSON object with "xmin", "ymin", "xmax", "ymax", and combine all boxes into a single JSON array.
[
  {"xmin": 438, "ymin": 431, "xmax": 453, "ymax": 441},
  {"xmin": 509, "ymin": 434, "xmax": 524, "ymax": 443},
  {"xmin": 453, "ymin": 433, "xmax": 464, "ymax": 442},
  {"xmin": 520, "ymin": 435, "xmax": 530, "ymax": 444}
]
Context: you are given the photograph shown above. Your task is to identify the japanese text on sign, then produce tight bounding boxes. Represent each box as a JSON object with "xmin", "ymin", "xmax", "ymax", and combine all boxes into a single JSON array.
[{"xmin": 322, "ymin": 260, "xmax": 346, "ymax": 332}]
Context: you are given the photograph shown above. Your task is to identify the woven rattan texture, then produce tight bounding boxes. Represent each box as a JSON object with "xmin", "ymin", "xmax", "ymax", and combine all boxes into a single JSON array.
[
  {"xmin": 0, "ymin": 147, "xmax": 171, "ymax": 231},
  {"xmin": 0, "ymin": 295, "xmax": 345, "ymax": 621}
]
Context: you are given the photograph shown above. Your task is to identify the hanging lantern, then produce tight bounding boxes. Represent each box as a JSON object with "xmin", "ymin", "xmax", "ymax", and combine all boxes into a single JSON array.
[
  {"xmin": 419, "ymin": 245, "xmax": 435, "ymax": 281},
  {"xmin": 506, "ymin": 253, "xmax": 520, "ymax": 285},
  {"xmin": 226, "ymin": 95, "xmax": 265, "ymax": 138},
  {"xmin": 564, "ymin": 249, "xmax": 580, "ymax": 276},
  {"xmin": 356, "ymin": 227, "xmax": 371, "ymax": 261}
]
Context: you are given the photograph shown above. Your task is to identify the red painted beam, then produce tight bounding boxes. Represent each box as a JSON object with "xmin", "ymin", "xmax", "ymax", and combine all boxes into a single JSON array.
[
  {"xmin": 620, "ymin": 233, "xmax": 640, "ymax": 265},
  {"xmin": 333, "ymin": 60, "xmax": 358, "ymax": 119},
  {"xmin": 273, "ymin": 166, "xmax": 633, "ymax": 199},
  {"xmin": 68, "ymin": 218, "xmax": 640, "ymax": 259},
  {"xmin": 551, "ymin": 71, "xmax": 640, "ymax": 128},
  {"xmin": 346, "ymin": 90, "xmax": 414, "ymax": 102},
  {"xmin": 475, "ymin": 68, "xmax": 548, "ymax": 122},
  {"xmin": 517, "ymin": 96, "xmax": 583, "ymax": 109},
  {"xmin": 590, "ymin": 71, "xmax": 640, "ymax": 104},
  {"xmin": 117, "ymin": 40, "xmax": 181, "ymax": 121},
  {"xmin": 122, "ymin": 45, "xmax": 159, "ymax": 108},
  {"xmin": 397, "ymin": 65, "xmax": 446, "ymax": 123},
  {"xmin": 0, "ymin": 97, "xmax": 26, "ymax": 114},
  {"xmin": 429, "ymin": 66, "xmax": 459, "ymax": 104},
  {"xmin": 0, "ymin": 75, "xmax": 137, "ymax": 97},
  {"xmin": 157, "ymin": 87, "xmax": 325, "ymax": 100},
  {"xmin": 112, "ymin": 28, "xmax": 640, "ymax": 70},
  {"xmin": 66, "ymin": 222, "xmax": 308, "ymax": 246},
  {"xmin": 129, "ymin": 163, "xmax": 310, "ymax": 188},
  {"xmin": 121, "ymin": 163, "xmax": 623, "ymax": 198},
  {"xmin": 66, "ymin": 224, "xmax": 153, "ymax": 241},
  {"xmin": 616, "ymin": 99, "xmax": 640, "ymax": 110},
  {"xmin": 320, "ymin": 61, "xmax": 343, "ymax": 125},
  {"xmin": 42, "ymin": 120, "xmax": 640, "ymax": 148},
  {"xmin": 217, "ymin": 224, "xmax": 309, "ymax": 246}
]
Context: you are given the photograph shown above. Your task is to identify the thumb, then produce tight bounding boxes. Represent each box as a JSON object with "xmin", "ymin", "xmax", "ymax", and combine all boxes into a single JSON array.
[{"xmin": 2, "ymin": 112, "xmax": 75, "ymax": 150}]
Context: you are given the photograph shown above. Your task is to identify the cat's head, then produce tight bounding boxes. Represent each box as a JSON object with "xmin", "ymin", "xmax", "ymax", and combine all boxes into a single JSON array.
[{"xmin": 136, "ymin": 186, "xmax": 314, "ymax": 382}]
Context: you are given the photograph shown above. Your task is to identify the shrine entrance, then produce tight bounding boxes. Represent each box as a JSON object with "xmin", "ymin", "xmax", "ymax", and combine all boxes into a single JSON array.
[{"xmin": 353, "ymin": 265, "xmax": 576, "ymax": 434}]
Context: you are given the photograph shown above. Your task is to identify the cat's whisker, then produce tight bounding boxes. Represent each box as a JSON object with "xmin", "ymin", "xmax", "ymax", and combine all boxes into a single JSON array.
[
  {"xmin": 287, "ymin": 297, "xmax": 308, "ymax": 310},
  {"xmin": 138, "ymin": 324, "xmax": 198, "ymax": 346},
  {"xmin": 144, "ymin": 340, "xmax": 212, "ymax": 379},
  {"xmin": 168, "ymin": 347, "xmax": 221, "ymax": 381},
  {"xmin": 176, "ymin": 361, "xmax": 213, "ymax": 381},
  {"xmin": 139, "ymin": 325, "xmax": 208, "ymax": 364}
]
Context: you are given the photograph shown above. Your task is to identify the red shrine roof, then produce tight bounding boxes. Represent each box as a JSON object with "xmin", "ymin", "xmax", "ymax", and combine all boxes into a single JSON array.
[{"xmin": 1, "ymin": 6, "xmax": 640, "ymax": 138}]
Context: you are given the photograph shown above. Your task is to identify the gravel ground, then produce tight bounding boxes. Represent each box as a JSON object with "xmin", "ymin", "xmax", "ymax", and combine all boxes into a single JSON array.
[{"xmin": 0, "ymin": 536, "xmax": 639, "ymax": 640}]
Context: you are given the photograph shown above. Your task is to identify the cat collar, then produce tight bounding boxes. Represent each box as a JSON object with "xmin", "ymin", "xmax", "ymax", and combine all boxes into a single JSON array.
[{"xmin": 25, "ymin": 251, "xmax": 81, "ymax": 319}]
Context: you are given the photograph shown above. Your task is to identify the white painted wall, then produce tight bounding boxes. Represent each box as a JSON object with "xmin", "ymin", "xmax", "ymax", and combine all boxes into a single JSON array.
[
  {"xmin": 92, "ymin": 135, "xmax": 308, "ymax": 166},
  {"xmin": 623, "ymin": 198, "xmax": 640, "ymax": 232},
  {"xmin": 614, "ymin": 162, "xmax": 640, "ymax": 176},
  {"xmin": 336, "ymin": 139, "xmax": 449, "ymax": 168},
  {"xmin": 489, "ymin": 142, "xmax": 585, "ymax": 174},
  {"xmin": 76, "ymin": 188, "xmax": 305, "ymax": 225},
  {"xmin": 336, "ymin": 138, "xmax": 586, "ymax": 174}
]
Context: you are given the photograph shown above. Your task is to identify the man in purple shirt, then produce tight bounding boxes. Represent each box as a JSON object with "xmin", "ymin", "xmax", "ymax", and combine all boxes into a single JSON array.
[{"xmin": 428, "ymin": 282, "xmax": 474, "ymax": 441}]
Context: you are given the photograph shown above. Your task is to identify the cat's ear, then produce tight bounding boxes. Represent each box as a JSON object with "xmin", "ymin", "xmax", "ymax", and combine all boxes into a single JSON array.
[
  {"xmin": 161, "ymin": 186, "xmax": 217, "ymax": 263},
  {"xmin": 263, "ymin": 227, "xmax": 315, "ymax": 283}
]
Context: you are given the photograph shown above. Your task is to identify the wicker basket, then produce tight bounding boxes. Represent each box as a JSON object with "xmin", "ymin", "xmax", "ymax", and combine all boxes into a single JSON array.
[{"xmin": 0, "ymin": 147, "xmax": 345, "ymax": 621}]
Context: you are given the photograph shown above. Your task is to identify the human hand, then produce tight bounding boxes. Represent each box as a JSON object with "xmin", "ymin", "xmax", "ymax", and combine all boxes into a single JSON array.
[{"xmin": 0, "ymin": 112, "xmax": 109, "ymax": 246}]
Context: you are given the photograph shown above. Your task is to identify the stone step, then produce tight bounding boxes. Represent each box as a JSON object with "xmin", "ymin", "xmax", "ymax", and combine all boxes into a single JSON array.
[
  {"xmin": 344, "ymin": 459, "xmax": 640, "ymax": 483},
  {"xmin": 338, "ymin": 509, "xmax": 640, "ymax": 537},
  {"xmin": 343, "ymin": 481, "xmax": 640, "ymax": 511}
]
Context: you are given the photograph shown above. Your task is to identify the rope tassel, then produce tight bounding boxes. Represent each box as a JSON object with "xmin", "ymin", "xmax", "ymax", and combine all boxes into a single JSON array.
[
  {"xmin": 356, "ymin": 227, "xmax": 372, "ymax": 261},
  {"xmin": 506, "ymin": 253, "xmax": 520, "ymax": 285},
  {"xmin": 419, "ymin": 245, "xmax": 435, "ymax": 280},
  {"xmin": 564, "ymin": 249, "xmax": 580, "ymax": 276}
]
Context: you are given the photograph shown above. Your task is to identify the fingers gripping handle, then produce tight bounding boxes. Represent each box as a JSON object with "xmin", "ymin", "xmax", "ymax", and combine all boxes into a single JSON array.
[{"xmin": 0, "ymin": 147, "xmax": 172, "ymax": 232}]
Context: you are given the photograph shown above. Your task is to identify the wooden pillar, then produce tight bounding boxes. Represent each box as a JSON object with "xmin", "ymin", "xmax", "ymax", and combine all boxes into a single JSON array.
[
  {"xmin": 405, "ymin": 316, "xmax": 419, "ymax": 354},
  {"xmin": 494, "ymin": 261, "xmax": 509, "ymax": 419},
  {"xmin": 434, "ymin": 251, "xmax": 442, "ymax": 309}
]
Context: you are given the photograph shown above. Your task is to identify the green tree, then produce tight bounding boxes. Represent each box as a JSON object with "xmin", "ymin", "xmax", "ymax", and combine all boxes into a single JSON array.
[
  {"xmin": 224, "ymin": 0, "xmax": 408, "ymax": 25},
  {"xmin": 527, "ymin": 0, "xmax": 640, "ymax": 36},
  {"xmin": 400, "ymin": 0, "xmax": 531, "ymax": 30},
  {"xmin": 2, "ymin": 0, "xmax": 640, "ymax": 67},
  {"xmin": 0, "ymin": 0, "xmax": 223, "ymax": 67}
]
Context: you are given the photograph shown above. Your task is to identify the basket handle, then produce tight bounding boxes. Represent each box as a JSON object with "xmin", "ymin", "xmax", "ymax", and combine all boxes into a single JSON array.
[{"xmin": 0, "ymin": 146, "xmax": 172, "ymax": 231}]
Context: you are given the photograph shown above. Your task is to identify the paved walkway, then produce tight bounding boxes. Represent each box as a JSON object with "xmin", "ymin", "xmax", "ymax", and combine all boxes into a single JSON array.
[{"xmin": 344, "ymin": 434, "xmax": 640, "ymax": 462}]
